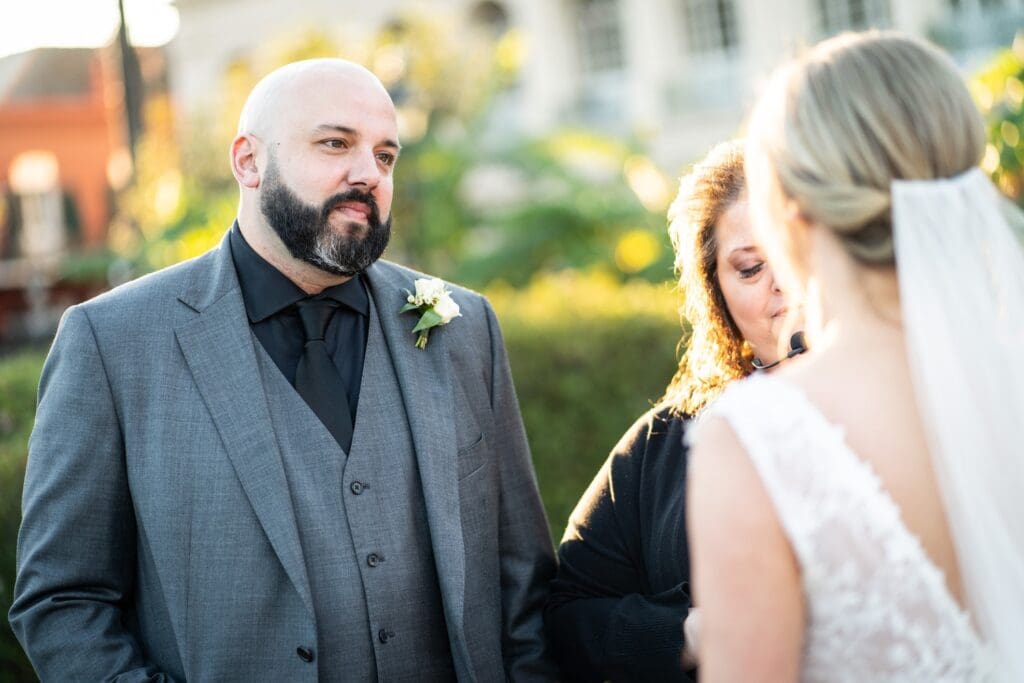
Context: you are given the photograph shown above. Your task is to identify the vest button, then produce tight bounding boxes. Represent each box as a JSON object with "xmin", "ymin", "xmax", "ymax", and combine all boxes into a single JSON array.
[
  {"xmin": 296, "ymin": 646, "xmax": 315, "ymax": 663},
  {"xmin": 350, "ymin": 481, "xmax": 365, "ymax": 495},
  {"xmin": 378, "ymin": 628, "xmax": 394, "ymax": 644},
  {"xmin": 367, "ymin": 553, "xmax": 383, "ymax": 568}
]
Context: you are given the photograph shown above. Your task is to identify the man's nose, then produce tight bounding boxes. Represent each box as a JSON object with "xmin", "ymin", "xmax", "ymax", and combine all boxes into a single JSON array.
[{"xmin": 346, "ymin": 149, "xmax": 382, "ymax": 189}]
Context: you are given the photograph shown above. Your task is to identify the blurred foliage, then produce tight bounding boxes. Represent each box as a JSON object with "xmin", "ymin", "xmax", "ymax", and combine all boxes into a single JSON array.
[
  {"xmin": 446, "ymin": 130, "xmax": 674, "ymax": 287},
  {"xmin": 109, "ymin": 13, "xmax": 675, "ymax": 289},
  {"xmin": 973, "ymin": 32, "xmax": 1024, "ymax": 204},
  {"xmin": 0, "ymin": 350, "xmax": 45, "ymax": 680},
  {"xmin": 58, "ymin": 248, "xmax": 120, "ymax": 284},
  {"xmin": 491, "ymin": 271, "xmax": 683, "ymax": 539}
]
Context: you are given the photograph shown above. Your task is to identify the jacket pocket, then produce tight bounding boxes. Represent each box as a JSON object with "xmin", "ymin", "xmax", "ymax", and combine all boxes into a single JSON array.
[{"xmin": 456, "ymin": 432, "xmax": 486, "ymax": 480}]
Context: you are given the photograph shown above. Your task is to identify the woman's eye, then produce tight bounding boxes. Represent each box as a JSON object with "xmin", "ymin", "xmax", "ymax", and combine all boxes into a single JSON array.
[{"xmin": 739, "ymin": 262, "xmax": 765, "ymax": 279}]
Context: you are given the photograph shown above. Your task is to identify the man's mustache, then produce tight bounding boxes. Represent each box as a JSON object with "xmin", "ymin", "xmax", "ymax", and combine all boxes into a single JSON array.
[{"xmin": 321, "ymin": 189, "xmax": 381, "ymax": 225}]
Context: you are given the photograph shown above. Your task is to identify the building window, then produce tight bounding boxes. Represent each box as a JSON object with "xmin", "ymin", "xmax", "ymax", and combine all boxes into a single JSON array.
[
  {"xmin": 818, "ymin": 0, "xmax": 891, "ymax": 33},
  {"xmin": 668, "ymin": 0, "xmax": 741, "ymax": 112},
  {"xmin": 936, "ymin": 0, "xmax": 1024, "ymax": 56},
  {"xmin": 951, "ymin": 0, "xmax": 1024, "ymax": 10},
  {"xmin": 682, "ymin": 0, "xmax": 740, "ymax": 55},
  {"xmin": 7, "ymin": 151, "xmax": 66, "ymax": 260},
  {"xmin": 574, "ymin": 0, "xmax": 625, "ymax": 74}
]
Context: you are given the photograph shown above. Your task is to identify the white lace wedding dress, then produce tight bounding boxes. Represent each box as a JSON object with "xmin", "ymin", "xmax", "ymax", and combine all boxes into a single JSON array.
[{"xmin": 702, "ymin": 373, "xmax": 994, "ymax": 682}]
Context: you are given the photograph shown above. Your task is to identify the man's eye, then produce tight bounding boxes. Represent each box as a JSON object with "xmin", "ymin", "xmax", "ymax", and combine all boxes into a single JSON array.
[
  {"xmin": 739, "ymin": 262, "xmax": 765, "ymax": 279},
  {"xmin": 377, "ymin": 152, "xmax": 396, "ymax": 166},
  {"xmin": 323, "ymin": 139, "xmax": 348, "ymax": 149}
]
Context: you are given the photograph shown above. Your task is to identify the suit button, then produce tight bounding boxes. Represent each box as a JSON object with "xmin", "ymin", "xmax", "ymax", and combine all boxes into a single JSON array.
[
  {"xmin": 296, "ymin": 646, "xmax": 315, "ymax": 663},
  {"xmin": 367, "ymin": 553, "xmax": 383, "ymax": 567},
  {"xmin": 378, "ymin": 628, "xmax": 394, "ymax": 643},
  {"xmin": 350, "ymin": 481, "xmax": 365, "ymax": 495}
]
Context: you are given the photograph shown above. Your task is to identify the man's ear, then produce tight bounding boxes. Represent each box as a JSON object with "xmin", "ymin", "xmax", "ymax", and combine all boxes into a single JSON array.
[{"xmin": 230, "ymin": 135, "xmax": 261, "ymax": 189}]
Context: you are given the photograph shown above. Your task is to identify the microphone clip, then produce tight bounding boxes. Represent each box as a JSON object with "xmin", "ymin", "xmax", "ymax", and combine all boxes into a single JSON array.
[{"xmin": 752, "ymin": 331, "xmax": 808, "ymax": 371}]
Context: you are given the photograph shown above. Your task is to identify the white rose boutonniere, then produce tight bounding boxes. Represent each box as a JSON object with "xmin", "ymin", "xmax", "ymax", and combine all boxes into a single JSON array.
[{"xmin": 401, "ymin": 277, "xmax": 462, "ymax": 349}]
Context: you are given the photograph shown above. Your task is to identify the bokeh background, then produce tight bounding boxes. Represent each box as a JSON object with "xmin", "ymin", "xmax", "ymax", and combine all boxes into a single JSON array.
[{"xmin": 1, "ymin": 0, "xmax": 1023, "ymax": 678}]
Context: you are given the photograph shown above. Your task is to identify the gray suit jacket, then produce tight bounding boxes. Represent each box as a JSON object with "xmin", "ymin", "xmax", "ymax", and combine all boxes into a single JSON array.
[{"xmin": 10, "ymin": 232, "xmax": 557, "ymax": 682}]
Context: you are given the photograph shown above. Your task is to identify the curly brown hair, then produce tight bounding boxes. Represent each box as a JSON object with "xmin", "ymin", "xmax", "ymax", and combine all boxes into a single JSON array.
[{"xmin": 660, "ymin": 140, "xmax": 755, "ymax": 416}]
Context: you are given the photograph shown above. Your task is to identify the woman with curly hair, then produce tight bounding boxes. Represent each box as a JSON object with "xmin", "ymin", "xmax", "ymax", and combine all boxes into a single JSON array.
[{"xmin": 544, "ymin": 140, "xmax": 798, "ymax": 682}]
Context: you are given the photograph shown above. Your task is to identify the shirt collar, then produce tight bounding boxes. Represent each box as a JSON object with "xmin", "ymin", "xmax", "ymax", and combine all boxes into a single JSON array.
[
  {"xmin": 317, "ymin": 273, "xmax": 370, "ymax": 317},
  {"xmin": 229, "ymin": 221, "xmax": 370, "ymax": 322}
]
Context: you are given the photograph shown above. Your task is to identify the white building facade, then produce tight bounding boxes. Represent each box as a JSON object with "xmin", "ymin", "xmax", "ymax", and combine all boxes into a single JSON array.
[{"xmin": 169, "ymin": 0, "xmax": 1023, "ymax": 168}]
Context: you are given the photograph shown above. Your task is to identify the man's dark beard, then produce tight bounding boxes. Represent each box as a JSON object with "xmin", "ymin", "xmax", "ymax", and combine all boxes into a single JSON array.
[{"xmin": 259, "ymin": 160, "xmax": 391, "ymax": 276}]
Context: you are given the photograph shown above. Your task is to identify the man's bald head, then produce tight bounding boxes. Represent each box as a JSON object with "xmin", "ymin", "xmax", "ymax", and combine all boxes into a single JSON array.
[{"xmin": 237, "ymin": 59, "xmax": 394, "ymax": 139}]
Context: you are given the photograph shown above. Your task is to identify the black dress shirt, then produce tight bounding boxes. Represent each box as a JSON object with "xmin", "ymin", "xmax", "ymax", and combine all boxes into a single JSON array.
[
  {"xmin": 229, "ymin": 223, "xmax": 368, "ymax": 425},
  {"xmin": 545, "ymin": 405, "xmax": 695, "ymax": 682}
]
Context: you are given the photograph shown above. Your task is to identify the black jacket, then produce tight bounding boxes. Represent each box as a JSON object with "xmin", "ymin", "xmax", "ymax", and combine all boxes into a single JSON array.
[{"xmin": 545, "ymin": 406, "xmax": 695, "ymax": 682}]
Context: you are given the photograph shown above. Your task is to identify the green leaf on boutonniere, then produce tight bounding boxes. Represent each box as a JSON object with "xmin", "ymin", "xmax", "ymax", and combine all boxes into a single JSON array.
[
  {"xmin": 412, "ymin": 308, "xmax": 443, "ymax": 333},
  {"xmin": 400, "ymin": 302, "xmax": 419, "ymax": 314}
]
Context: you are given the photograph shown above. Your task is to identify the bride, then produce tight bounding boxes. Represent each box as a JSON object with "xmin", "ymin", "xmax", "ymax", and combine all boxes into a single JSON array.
[{"xmin": 687, "ymin": 31, "xmax": 1024, "ymax": 682}]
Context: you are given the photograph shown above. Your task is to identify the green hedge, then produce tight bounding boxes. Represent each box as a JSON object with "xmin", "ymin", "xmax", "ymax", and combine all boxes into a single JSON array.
[
  {"xmin": 0, "ymin": 272, "xmax": 683, "ymax": 675},
  {"xmin": 0, "ymin": 350, "xmax": 45, "ymax": 680},
  {"xmin": 489, "ymin": 270, "xmax": 682, "ymax": 539}
]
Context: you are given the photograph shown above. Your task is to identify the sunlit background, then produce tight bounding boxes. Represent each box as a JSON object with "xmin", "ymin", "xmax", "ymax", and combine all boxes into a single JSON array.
[
  {"xmin": 0, "ymin": 0, "xmax": 180, "ymax": 58},
  {"xmin": 0, "ymin": 1, "xmax": 1022, "ymax": 676}
]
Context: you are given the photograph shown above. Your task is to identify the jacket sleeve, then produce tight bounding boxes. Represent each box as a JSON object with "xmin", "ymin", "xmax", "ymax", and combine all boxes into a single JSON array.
[
  {"xmin": 482, "ymin": 301, "xmax": 560, "ymax": 681},
  {"xmin": 9, "ymin": 306, "xmax": 174, "ymax": 682},
  {"xmin": 545, "ymin": 415, "xmax": 694, "ymax": 682}
]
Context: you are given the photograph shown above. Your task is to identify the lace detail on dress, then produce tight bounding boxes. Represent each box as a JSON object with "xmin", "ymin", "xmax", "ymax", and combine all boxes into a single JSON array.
[{"xmin": 699, "ymin": 375, "xmax": 993, "ymax": 682}]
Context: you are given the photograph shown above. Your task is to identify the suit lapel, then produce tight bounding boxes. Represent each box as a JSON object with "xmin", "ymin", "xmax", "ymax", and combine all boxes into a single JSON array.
[
  {"xmin": 174, "ymin": 233, "xmax": 314, "ymax": 619},
  {"xmin": 365, "ymin": 263, "xmax": 470, "ymax": 663}
]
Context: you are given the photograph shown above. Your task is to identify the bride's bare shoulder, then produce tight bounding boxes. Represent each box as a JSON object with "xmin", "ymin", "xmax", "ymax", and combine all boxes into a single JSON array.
[{"xmin": 772, "ymin": 337, "xmax": 914, "ymax": 428}]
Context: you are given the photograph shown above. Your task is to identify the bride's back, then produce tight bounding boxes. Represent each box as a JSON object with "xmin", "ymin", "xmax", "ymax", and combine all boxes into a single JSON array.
[
  {"xmin": 785, "ymin": 323, "xmax": 965, "ymax": 609},
  {"xmin": 698, "ymin": 327, "xmax": 993, "ymax": 681},
  {"xmin": 742, "ymin": 29, "xmax": 990, "ymax": 620},
  {"xmin": 772, "ymin": 204, "xmax": 967, "ymax": 608},
  {"xmin": 730, "ymin": 29, "xmax": 1024, "ymax": 680}
]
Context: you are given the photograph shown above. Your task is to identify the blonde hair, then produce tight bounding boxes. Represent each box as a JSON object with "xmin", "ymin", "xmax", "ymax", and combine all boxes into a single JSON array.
[
  {"xmin": 661, "ymin": 140, "xmax": 755, "ymax": 416},
  {"xmin": 746, "ymin": 31, "xmax": 985, "ymax": 266}
]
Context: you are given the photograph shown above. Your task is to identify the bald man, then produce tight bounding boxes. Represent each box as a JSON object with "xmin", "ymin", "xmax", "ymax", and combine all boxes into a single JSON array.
[{"xmin": 10, "ymin": 60, "xmax": 557, "ymax": 682}]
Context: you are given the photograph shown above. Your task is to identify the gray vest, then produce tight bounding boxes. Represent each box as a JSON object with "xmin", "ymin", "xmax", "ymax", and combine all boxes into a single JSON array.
[{"xmin": 256, "ymin": 294, "xmax": 456, "ymax": 681}]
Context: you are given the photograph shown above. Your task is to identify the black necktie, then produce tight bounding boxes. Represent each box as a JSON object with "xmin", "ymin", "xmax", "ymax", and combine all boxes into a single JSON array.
[{"xmin": 295, "ymin": 298, "xmax": 354, "ymax": 452}]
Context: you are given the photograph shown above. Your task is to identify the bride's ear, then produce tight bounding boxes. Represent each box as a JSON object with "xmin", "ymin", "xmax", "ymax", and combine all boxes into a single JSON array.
[
  {"xmin": 777, "ymin": 198, "xmax": 816, "ymax": 285},
  {"xmin": 782, "ymin": 198, "xmax": 811, "ymax": 233}
]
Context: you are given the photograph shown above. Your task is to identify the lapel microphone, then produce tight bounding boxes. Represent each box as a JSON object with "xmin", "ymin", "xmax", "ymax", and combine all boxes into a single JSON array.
[{"xmin": 751, "ymin": 331, "xmax": 808, "ymax": 371}]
